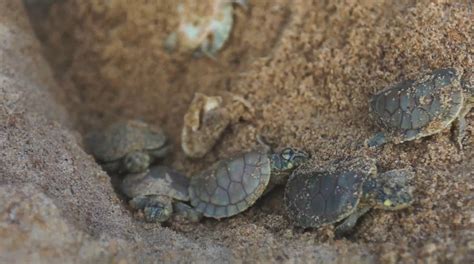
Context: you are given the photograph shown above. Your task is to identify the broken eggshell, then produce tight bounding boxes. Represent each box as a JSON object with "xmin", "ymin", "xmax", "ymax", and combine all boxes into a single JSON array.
[{"xmin": 181, "ymin": 92, "xmax": 252, "ymax": 158}]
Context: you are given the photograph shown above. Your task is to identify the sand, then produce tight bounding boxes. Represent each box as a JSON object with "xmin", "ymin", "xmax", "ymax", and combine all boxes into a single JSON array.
[{"xmin": 22, "ymin": 0, "xmax": 474, "ymax": 262}]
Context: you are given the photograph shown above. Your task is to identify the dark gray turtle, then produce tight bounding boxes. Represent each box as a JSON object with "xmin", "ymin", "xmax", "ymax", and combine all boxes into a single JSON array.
[
  {"xmin": 86, "ymin": 120, "xmax": 169, "ymax": 174},
  {"xmin": 367, "ymin": 67, "xmax": 473, "ymax": 148},
  {"xmin": 189, "ymin": 147, "xmax": 309, "ymax": 219},
  {"xmin": 122, "ymin": 165, "xmax": 202, "ymax": 223},
  {"xmin": 284, "ymin": 157, "xmax": 414, "ymax": 236}
]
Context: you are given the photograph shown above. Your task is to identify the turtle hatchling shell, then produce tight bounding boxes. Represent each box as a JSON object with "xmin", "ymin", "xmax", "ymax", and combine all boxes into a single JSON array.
[
  {"xmin": 189, "ymin": 151, "xmax": 271, "ymax": 218},
  {"xmin": 122, "ymin": 165, "xmax": 190, "ymax": 201},
  {"xmin": 88, "ymin": 120, "xmax": 166, "ymax": 162},
  {"xmin": 369, "ymin": 68, "xmax": 464, "ymax": 142},
  {"xmin": 284, "ymin": 157, "xmax": 375, "ymax": 228}
]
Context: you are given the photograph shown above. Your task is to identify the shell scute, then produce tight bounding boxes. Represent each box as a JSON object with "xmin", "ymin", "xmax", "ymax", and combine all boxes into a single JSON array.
[{"xmin": 189, "ymin": 151, "xmax": 271, "ymax": 218}]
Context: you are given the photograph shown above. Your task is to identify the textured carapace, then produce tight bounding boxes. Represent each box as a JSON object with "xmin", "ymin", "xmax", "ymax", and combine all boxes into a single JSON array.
[
  {"xmin": 284, "ymin": 157, "xmax": 376, "ymax": 228},
  {"xmin": 367, "ymin": 67, "xmax": 472, "ymax": 147},
  {"xmin": 86, "ymin": 120, "xmax": 168, "ymax": 173},
  {"xmin": 88, "ymin": 120, "xmax": 167, "ymax": 161},
  {"xmin": 122, "ymin": 165, "xmax": 202, "ymax": 223},
  {"xmin": 121, "ymin": 165, "xmax": 190, "ymax": 201},
  {"xmin": 285, "ymin": 156, "xmax": 414, "ymax": 234},
  {"xmin": 189, "ymin": 151, "xmax": 271, "ymax": 218}
]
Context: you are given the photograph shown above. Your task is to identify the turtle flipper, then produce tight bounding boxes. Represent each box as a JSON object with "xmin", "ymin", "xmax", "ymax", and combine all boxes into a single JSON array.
[
  {"xmin": 366, "ymin": 132, "xmax": 387, "ymax": 148},
  {"xmin": 173, "ymin": 202, "xmax": 203, "ymax": 222},
  {"xmin": 335, "ymin": 206, "xmax": 370, "ymax": 237},
  {"xmin": 129, "ymin": 195, "xmax": 173, "ymax": 223},
  {"xmin": 452, "ymin": 105, "xmax": 471, "ymax": 150},
  {"xmin": 452, "ymin": 116, "xmax": 466, "ymax": 150}
]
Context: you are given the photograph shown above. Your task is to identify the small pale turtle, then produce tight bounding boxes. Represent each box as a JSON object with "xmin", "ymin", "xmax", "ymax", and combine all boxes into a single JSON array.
[
  {"xmin": 164, "ymin": 0, "xmax": 247, "ymax": 58},
  {"xmin": 86, "ymin": 120, "xmax": 170, "ymax": 174},
  {"xmin": 189, "ymin": 146, "xmax": 310, "ymax": 218},
  {"xmin": 284, "ymin": 157, "xmax": 414, "ymax": 236},
  {"xmin": 122, "ymin": 165, "xmax": 202, "ymax": 223},
  {"xmin": 367, "ymin": 68, "xmax": 473, "ymax": 148}
]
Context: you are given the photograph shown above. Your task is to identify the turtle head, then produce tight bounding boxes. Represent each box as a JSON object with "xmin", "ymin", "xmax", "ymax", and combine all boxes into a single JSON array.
[
  {"xmin": 123, "ymin": 151, "xmax": 151, "ymax": 174},
  {"xmin": 129, "ymin": 195, "xmax": 173, "ymax": 223},
  {"xmin": 143, "ymin": 205, "xmax": 172, "ymax": 223},
  {"xmin": 270, "ymin": 148, "xmax": 310, "ymax": 176},
  {"xmin": 365, "ymin": 168, "xmax": 415, "ymax": 211}
]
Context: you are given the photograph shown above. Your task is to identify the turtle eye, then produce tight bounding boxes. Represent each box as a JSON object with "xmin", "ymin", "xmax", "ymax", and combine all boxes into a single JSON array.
[{"xmin": 281, "ymin": 148, "xmax": 294, "ymax": 161}]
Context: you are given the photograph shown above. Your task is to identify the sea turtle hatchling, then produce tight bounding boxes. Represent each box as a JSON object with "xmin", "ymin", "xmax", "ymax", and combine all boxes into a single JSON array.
[
  {"xmin": 122, "ymin": 165, "xmax": 202, "ymax": 223},
  {"xmin": 284, "ymin": 157, "xmax": 414, "ymax": 236},
  {"xmin": 189, "ymin": 146, "xmax": 310, "ymax": 219},
  {"xmin": 86, "ymin": 120, "xmax": 170, "ymax": 174},
  {"xmin": 367, "ymin": 67, "xmax": 473, "ymax": 148}
]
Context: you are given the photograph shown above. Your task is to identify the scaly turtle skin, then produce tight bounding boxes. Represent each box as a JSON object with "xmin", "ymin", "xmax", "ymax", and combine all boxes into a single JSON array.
[
  {"xmin": 189, "ymin": 148, "xmax": 309, "ymax": 219},
  {"xmin": 122, "ymin": 165, "xmax": 202, "ymax": 223},
  {"xmin": 86, "ymin": 120, "xmax": 169, "ymax": 174},
  {"xmin": 367, "ymin": 68, "xmax": 473, "ymax": 148},
  {"xmin": 284, "ymin": 157, "xmax": 414, "ymax": 236}
]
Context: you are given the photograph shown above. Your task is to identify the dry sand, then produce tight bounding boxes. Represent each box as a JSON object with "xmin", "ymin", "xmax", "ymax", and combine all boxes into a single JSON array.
[{"xmin": 21, "ymin": 0, "xmax": 474, "ymax": 262}]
